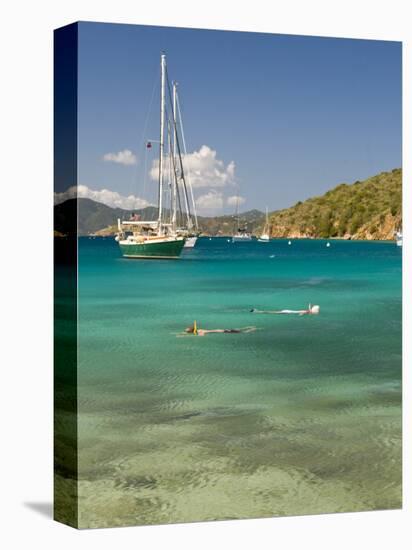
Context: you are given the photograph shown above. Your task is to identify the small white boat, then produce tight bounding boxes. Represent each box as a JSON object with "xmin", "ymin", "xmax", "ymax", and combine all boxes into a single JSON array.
[
  {"xmin": 258, "ymin": 207, "xmax": 270, "ymax": 242},
  {"xmin": 395, "ymin": 230, "xmax": 402, "ymax": 247},
  {"xmin": 232, "ymin": 230, "xmax": 252, "ymax": 242},
  {"xmin": 231, "ymin": 193, "xmax": 252, "ymax": 242}
]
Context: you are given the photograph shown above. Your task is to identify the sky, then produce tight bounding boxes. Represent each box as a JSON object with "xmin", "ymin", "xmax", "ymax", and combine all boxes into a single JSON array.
[{"xmin": 67, "ymin": 21, "xmax": 402, "ymax": 215}]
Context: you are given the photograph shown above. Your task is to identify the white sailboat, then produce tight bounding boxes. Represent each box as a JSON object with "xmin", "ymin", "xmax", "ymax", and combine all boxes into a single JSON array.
[
  {"xmin": 116, "ymin": 54, "xmax": 196, "ymax": 258},
  {"xmin": 258, "ymin": 207, "xmax": 270, "ymax": 242},
  {"xmin": 395, "ymin": 229, "xmax": 402, "ymax": 247},
  {"xmin": 232, "ymin": 229, "xmax": 252, "ymax": 242},
  {"xmin": 232, "ymin": 194, "xmax": 252, "ymax": 242}
]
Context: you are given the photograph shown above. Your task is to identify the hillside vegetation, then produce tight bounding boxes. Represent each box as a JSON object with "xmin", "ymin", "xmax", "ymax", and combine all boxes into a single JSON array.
[
  {"xmin": 55, "ymin": 198, "xmax": 265, "ymax": 236},
  {"xmin": 54, "ymin": 169, "xmax": 401, "ymax": 240},
  {"xmin": 269, "ymin": 168, "xmax": 402, "ymax": 240}
]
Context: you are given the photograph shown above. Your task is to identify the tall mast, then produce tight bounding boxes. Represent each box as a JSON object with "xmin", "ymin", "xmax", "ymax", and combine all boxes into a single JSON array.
[
  {"xmin": 172, "ymin": 86, "xmax": 191, "ymax": 229},
  {"xmin": 176, "ymin": 90, "xmax": 198, "ymax": 230},
  {"xmin": 158, "ymin": 53, "xmax": 166, "ymax": 233},
  {"xmin": 172, "ymin": 81, "xmax": 178, "ymax": 232}
]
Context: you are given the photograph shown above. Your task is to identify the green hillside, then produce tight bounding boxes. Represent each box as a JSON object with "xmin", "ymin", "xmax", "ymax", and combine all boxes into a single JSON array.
[
  {"xmin": 268, "ymin": 168, "xmax": 402, "ymax": 240},
  {"xmin": 197, "ymin": 209, "xmax": 265, "ymax": 236},
  {"xmin": 54, "ymin": 169, "xmax": 401, "ymax": 239},
  {"xmin": 55, "ymin": 198, "xmax": 265, "ymax": 236}
]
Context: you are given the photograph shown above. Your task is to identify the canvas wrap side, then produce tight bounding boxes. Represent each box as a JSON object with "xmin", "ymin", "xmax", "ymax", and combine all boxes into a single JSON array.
[{"xmin": 54, "ymin": 22, "xmax": 79, "ymax": 529}]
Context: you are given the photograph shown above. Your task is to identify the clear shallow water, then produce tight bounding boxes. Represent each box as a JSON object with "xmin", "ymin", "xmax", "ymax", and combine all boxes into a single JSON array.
[{"xmin": 76, "ymin": 237, "xmax": 401, "ymax": 527}]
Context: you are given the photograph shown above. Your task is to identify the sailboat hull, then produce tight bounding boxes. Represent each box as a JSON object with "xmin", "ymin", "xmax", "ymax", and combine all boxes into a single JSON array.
[
  {"xmin": 119, "ymin": 238, "xmax": 185, "ymax": 259},
  {"xmin": 184, "ymin": 236, "xmax": 198, "ymax": 248},
  {"xmin": 232, "ymin": 234, "xmax": 252, "ymax": 242}
]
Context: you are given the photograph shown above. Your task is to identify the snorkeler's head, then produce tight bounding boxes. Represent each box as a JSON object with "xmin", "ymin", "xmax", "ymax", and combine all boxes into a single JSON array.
[{"xmin": 186, "ymin": 320, "xmax": 198, "ymax": 334}]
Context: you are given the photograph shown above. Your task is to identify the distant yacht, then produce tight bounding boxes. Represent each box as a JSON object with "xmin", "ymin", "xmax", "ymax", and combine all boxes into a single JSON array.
[
  {"xmin": 232, "ymin": 195, "xmax": 252, "ymax": 242},
  {"xmin": 232, "ymin": 229, "xmax": 252, "ymax": 242},
  {"xmin": 116, "ymin": 54, "xmax": 187, "ymax": 258},
  {"xmin": 395, "ymin": 229, "xmax": 402, "ymax": 247},
  {"xmin": 258, "ymin": 208, "xmax": 270, "ymax": 242}
]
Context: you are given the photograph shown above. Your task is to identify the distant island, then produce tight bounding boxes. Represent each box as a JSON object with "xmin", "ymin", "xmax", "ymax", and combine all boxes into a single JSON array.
[{"xmin": 54, "ymin": 168, "xmax": 401, "ymax": 240}]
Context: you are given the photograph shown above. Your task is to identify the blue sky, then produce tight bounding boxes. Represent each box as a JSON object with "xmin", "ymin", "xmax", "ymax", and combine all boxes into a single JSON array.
[{"xmin": 74, "ymin": 22, "xmax": 401, "ymax": 215}]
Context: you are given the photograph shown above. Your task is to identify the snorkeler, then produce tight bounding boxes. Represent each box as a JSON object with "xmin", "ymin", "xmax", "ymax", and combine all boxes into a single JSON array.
[
  {"xmin": 185, "ymin": 320, "xmax": 256, "ymax": 336},
  {"xmin": 250, "ymin": 304, "xmax": 320, "ymax": 316}
]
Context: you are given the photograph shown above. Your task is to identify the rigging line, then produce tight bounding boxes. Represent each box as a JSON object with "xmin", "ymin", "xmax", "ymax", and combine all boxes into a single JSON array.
[
  {"xmin": 165, "ymin": 66, "xmax": 192, "ymax": 225},
  {"xmin": 176, "ymin": 176, "xmax": 184, "ymax": 228},
  {"xmin": 163, "ymin": 107, "xmax": 173, "ymax": 226},
  {"xmin": 142, "ymin": 144, "xmax": 148, "ymax": 212},
  {"xmin": 176, "ymin": 91, "xmax": 198, "ymax": 230},
  {"xmin": 167, "ymin": 109, "xmax": 184, "ymax": 227},
  {"xmin": 130, "ymin": 64, "xmax": 159, "ymax": 202},
  {"xmin": 167, "ymin": 119, "xmax": 174, "ymax": 226},
  {"xmin": 167, "ymin": 106, "xmax": 180, "ymax": 227},
  {"xmin": 237, "ymin": 191, "xmax": 242, "ymax": 230},
  {"xmin": 165, "ymin": 104, "xmax": 184, "ymax": 227},
  {"xmin": 232, "ymin": 188, "xmax": 240, "ymax": 232}
]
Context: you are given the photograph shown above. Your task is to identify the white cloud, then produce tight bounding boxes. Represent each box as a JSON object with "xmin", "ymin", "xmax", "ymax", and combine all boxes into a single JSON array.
[
  {"xmin": 54, "ymin": 185, "xmax": 152, "ymax": 210},
  {"xmin": 149, "ymin": 145, "xmax": 235, "ymax": 188},
  {"xmin": 227, "ymin": 195, "xmax": 246, "ymax": 207},
  {"xmin": 196, "ymin": 191, "xmax": 224, "ymax": 211},
  {"xmin": 103, "ymin": 149, "xmax": 137, "ymax": 166},
  {"xmin": 54, "ymin": 186, "xmax": 78, "ymax": 204}
]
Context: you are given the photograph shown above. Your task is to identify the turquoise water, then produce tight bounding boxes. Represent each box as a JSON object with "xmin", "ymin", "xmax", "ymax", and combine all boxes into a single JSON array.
[{"xmin": 77, "ymin": 237, "xmax": 402, "ymax": 527}]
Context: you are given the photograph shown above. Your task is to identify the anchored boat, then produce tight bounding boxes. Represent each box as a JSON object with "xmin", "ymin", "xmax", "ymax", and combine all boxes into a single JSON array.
[
  {"xmin": 258, "ymin": 207, "xmax": 271, "ymax": 242},
  {"xmin": 395, "ymin": 229, "xmax": 402, "ymax": 247},
  {"xmin": 116, "ymin": 53, "xmax": 196, "ymax": 259},
  {"xmin": 232, "ymin": 229, "xmax": 252, "ymax": 242},
  {"xmin": 116, "ymin": 220, "xmax": 185, "ymax": 259},
  {"xmin": 232, "ymin": 194, "xmax": 252, "ymax": 242}
]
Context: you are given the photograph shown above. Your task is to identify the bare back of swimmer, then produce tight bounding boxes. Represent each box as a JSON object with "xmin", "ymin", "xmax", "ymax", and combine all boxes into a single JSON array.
[
  {"xmin": 185, "ymin": 323, "xmax": 256, "ymax": 336},
  {"xmin": 250, "ymin": 304, "xmax": 320, "ymax": 316}
]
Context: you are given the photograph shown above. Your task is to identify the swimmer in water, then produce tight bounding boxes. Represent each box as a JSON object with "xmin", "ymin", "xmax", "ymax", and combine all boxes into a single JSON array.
[
  {"xmin": 185, "ymin": 320, "xmax": 256, "ymax": 336},
  {"xmin": 250, "ymin": 304, "xmax": 320, "ymax": 316}
]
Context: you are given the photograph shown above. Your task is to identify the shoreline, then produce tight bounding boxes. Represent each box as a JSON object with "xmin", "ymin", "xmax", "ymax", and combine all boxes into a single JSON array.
[{"xmin": 73, "ymin": 234, "xmax": 398, "ymax": 243}]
